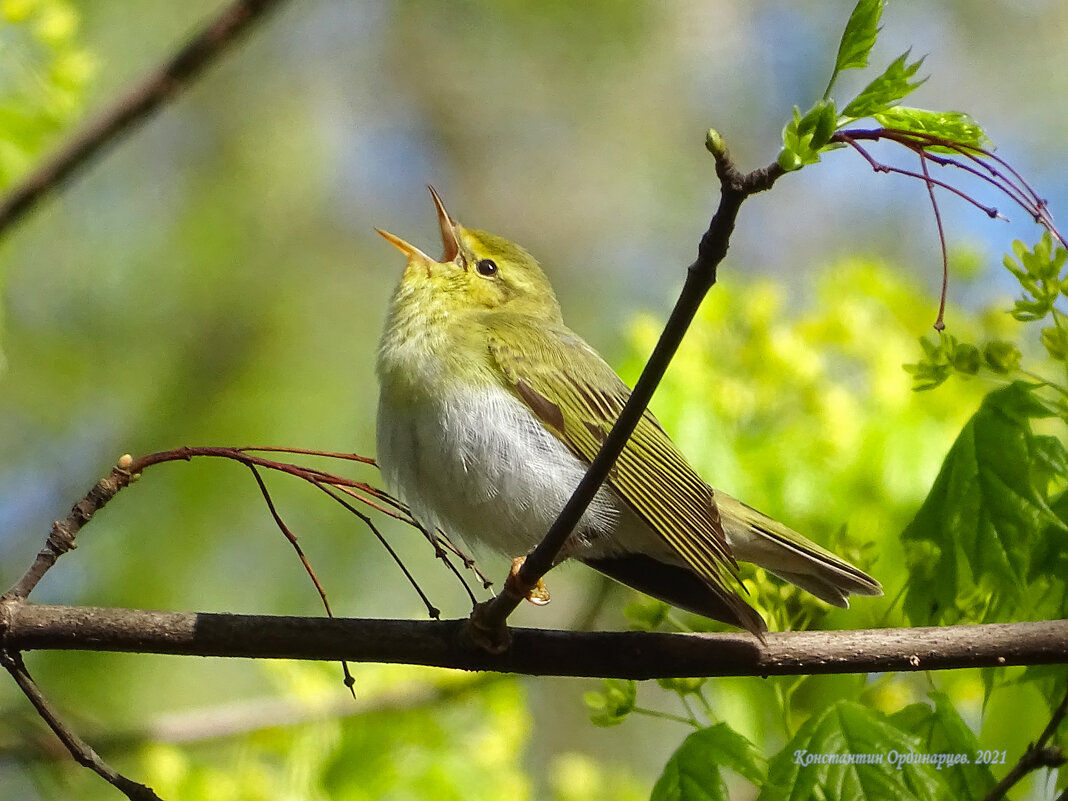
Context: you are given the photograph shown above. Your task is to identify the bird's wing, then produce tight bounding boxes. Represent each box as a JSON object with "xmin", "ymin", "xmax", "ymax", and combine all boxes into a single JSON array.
[{"xmin": 485, "ymin": 313, "xmax": 765, "ymax": 635}]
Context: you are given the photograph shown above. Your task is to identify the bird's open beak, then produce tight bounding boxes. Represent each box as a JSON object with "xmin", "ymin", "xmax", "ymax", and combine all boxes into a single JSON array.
[
  {"xmin": 428, "ymin": 185, "xmax": 461, "ymax": 264},
  {"xmin": 376, "ymin": 186, "xmax": 462, "ymax": 271},
  {"xmin": 375, "ymin": 228, "xmax": 431, "ymax": 263}
]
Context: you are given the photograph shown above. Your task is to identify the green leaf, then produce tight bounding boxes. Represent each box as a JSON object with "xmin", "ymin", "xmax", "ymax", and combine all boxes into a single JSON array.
[
  {"xmin": 842, "ymin": 50, "xmax": 926, "ymax": 119},
  {"xmin": 902, "ymin": 383, "xmax": 1066, "ymax": 625},
  {"xmin": 889, "ymin": 694, "xmax": 997, "ymax": 801},
  {"xmin": 832, "ymin": 0, "xmax": 884, "ymax": 79},
  {"xmin": 651, "ymin": 723, "xmax": 766, "ymax": 801},
  {"xmin": 983, "ymin": 341, "xmax": 1021, "ymax": 374},
  {"xmin": 873, "ymin": 107, "xmax": 988, "ymax": 149},
  {"xmin": 1029, "ymin": 482, "xmax": 1068, "ymax": 586},
  {"xmin": 779, "ymin": 100, "xmax": 839, "ymax": 171},
  {"xmin": 759, "ymin": 701, "xmax": 947, "ymax": 801},
  {"xmin": 1041, "ymin": 326, "xmax": 1068, "ymax": 361},
  {"xmin": 624, "ymin": 597, "xmax": 671, "ymax": 630},
  {"xmin": 584, "ymin": 678, "xmax": 637, "ymax": 726}
]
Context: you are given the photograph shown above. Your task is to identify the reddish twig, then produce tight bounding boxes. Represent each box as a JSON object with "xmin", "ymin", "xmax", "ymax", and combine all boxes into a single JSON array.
[
  {"xmin": 313, "ymin": 481, "xmax": 441, "ymax": 619},
  {"xmin": 245, "ymin": 463, "xmax": 357, "ymax": 694},
  {"xmin": 834, "ymin": 127, "xmax": 1066, "ymax": 248},
  {"xmin": 834, "ymin": 126, "xmax": 1067, "ymax": 330},
  {"xmin": 918, "ymin": 151, "xmax": 950, "ymax": 331}
]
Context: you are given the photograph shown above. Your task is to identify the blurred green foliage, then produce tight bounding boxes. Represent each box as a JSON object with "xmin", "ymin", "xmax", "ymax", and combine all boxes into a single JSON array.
[
  {"xmin": 0, "ymin": 0, "xmax": 95, "ymax": 188},
  {"xmin": 1, "ymin": 1, "xmax": 1067, "ymax": 800}
]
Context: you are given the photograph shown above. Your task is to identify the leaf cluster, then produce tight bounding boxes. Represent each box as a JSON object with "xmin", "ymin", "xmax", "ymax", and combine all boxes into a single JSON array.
[{"xmin": 778, "ymin": 0, "xmax": 985, "ymax": 172}]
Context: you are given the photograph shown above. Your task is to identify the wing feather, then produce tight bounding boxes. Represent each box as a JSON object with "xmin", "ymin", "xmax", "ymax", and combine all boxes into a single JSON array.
[{"xmin": 484, "ymin": 313, "xmax": 762, "ymax": 632}]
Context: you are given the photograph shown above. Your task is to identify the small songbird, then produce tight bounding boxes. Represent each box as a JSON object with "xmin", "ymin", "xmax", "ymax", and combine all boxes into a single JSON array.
[{"xmin": 375, "ymin": 188, "xmax": 881, "ymax": 637}]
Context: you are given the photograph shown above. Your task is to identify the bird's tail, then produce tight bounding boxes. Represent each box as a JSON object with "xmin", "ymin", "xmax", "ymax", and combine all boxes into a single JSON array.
[{"xmin": 716, "ymin": 493, "xmax": 883, "ymax": 608}]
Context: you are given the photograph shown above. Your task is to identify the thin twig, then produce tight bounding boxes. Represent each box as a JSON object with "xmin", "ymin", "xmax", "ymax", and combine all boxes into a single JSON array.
[
  {"xmin": 247, "ymin": 465, "xmax": 334, "ymax": 615},
  {"xmin": 313, "ymin": 481, "xmax": 441, "ymax": 620},
  {"xmin": 467, "ymin": 131, "xmax": 785, "ymax": 649},
  {"xmin": 0, "ymin": 0, "xmax": 290, "ymax": 237},
  {"xmin": 833, "ymin": 127, "xmax": 1067, "ymax": 249},
  {"xmin": 980, "ymin": 689, "xmax": 1068, "ymax": 801},
  {"xmin": 1, "ymin": 456, "xmax": 137, "ymax": 601},
  {"xmin": 0, "ymin": 648, "xmax": 164, "ymax": 800},
  {"xmin": 840, "ymin": 137, "xmax": 1002, "ymax": 218},
  {"xmin": 918, "ymin": 151, "xmax": 950, "ymax": 331},
  {"xmin": 246, "ymin": 464, "xmax": 357, "ymax": 694}
]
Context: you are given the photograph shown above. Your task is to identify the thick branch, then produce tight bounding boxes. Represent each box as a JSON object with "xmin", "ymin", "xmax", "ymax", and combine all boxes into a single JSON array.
[
  {"xmin": 0, "ymin": 0, "xmax": 288, "ymax": 237},
  {"xmin": 5, "ymin": 605, "xmax": 1066, "ymax": 679}
]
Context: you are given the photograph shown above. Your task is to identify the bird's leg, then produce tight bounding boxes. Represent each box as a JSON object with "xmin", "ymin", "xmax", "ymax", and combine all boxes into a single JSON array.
[{"xmin": 507, "ymin": 555, "xmax": 551, "ymax": 605}]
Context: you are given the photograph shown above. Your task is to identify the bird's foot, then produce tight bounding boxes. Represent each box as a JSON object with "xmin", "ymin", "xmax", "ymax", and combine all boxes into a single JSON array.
[{"xmin": 508, "ymin": 556, "xmax": 550, "ymax": 605}]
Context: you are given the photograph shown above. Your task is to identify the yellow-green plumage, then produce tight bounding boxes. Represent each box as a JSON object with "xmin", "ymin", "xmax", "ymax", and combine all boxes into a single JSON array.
[{"xmin": 376, "ymin": 188, "xmax": 881, "ymax": 637}]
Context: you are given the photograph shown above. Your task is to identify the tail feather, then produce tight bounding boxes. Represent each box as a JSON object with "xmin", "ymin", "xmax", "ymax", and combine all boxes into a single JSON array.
[
  {"xmin": 582, "ymin": 553, "xmax": 769, "ymax": 640},
  {"xmin": 716, "ymin": 493, "xmax": 883, "ymax": 607}
]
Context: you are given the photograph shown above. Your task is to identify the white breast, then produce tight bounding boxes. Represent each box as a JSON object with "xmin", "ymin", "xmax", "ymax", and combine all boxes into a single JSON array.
[{"xmin": 376, "ymin": 384, "xmax": 623, "ymax": 557}]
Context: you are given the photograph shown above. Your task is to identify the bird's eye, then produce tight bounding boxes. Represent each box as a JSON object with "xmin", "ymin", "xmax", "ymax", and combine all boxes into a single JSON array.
[{"xmin": 476, "ymin": 259, "xmax": 498, "ymax": 277}]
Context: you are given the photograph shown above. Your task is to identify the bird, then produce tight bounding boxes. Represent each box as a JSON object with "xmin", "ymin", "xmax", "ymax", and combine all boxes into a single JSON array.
[{"xmin": 374, "ymin": 187, "xmax": 881, "ymax": 638}]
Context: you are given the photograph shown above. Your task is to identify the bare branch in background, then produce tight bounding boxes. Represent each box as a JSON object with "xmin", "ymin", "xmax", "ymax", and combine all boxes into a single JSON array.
[{"xmin": 0, "ymin": 0, "xmax": 291, "ymax": 238}]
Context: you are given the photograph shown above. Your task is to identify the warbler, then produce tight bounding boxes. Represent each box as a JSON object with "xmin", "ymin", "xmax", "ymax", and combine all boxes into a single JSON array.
[{"xmin": 375, "ymin": 188, "xmax": 881, "ymax": 637}]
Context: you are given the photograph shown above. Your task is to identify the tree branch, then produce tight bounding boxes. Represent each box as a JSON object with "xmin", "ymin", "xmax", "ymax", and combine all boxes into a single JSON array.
[
  {"xmin": 5, "ymin": 604, "xmax": 1066, "ymax": 679},
  {"xmin": 0, "ymin": 0, "xmax": 289, "ymax": 238}
]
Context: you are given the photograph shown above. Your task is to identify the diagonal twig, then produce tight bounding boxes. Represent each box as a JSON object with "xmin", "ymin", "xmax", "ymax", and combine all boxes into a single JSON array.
[
  {"xmin": 980, "ymin": 689, "xmax": 1068, "ymax": 801},
  {"xmin": 465, "ymin": 130, "xmax": 786, "ymax": 649},
  {"xmin": 0, "ymin": 648, "xmax": 164, "ymax": 800}
]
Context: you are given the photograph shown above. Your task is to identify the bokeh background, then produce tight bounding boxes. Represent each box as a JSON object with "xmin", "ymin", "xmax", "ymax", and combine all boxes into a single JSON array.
[{"xmin": 1, "ymin": 1, "xmax": 1065, "ymax": 799}]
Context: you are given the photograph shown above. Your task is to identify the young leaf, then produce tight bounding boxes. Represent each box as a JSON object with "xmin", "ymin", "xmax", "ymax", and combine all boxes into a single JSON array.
[
  {"xmin": 872, "ymin": 107, "xmax": 987, "ymax": 148},
  {"xmin": 584, "ymin": 678, "xmax": 637, "ymax": 727},
  {"xmin": 651, "ymin": 723, "xmax": 766, "ymax": 801},
  {"xmin": 841, "ymin": 50, "xmax": 926, "ymax": 119},
  {"xmin": 759, "ymin": 701, "xmax": 947, "ymax": 801},
  {"xmin": 902, "ymin": 382, "xmax": 1065, "ymax": 626},
  {"xmin": 830, "ymin": 0, "xmax": 885, "ymax": 88},
  {"xmin": 779, "ymin": 99, "xmax": 839, "ymax": 171}
]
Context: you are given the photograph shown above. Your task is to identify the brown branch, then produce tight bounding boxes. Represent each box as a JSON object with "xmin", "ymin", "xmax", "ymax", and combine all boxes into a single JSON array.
[
  {"xmin": 5, "ymin": 605, "xmax": 1066, "ymax": 679},
  {"xmin": 0, "ymin": 648, "xmax": 163, "ymax": 800},
  {"xmin": 468, "ymin": 130, "xmax": 786, "ymax": 648},
  {"xmin": 1, "ymin": 456, "xmax": 138, "ymax": 602},
  {"xmin": 0, "ymin": 0, "xmax": 289, "ymax": 238},
  {"xmin": 980, "ymin": 689, "xmax": 1068, "ymax": 801}
]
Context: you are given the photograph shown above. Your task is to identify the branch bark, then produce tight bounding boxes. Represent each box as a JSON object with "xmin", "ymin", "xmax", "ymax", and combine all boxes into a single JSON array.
[{"xmin": 5, "ymin": 604, "xmax": 1066, "ymax": 679}]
